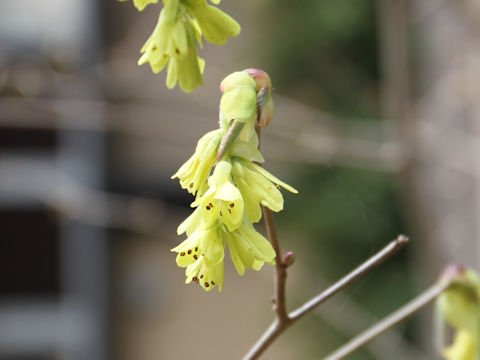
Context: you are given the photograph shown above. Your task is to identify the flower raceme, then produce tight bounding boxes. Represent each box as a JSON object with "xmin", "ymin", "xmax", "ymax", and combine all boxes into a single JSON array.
[
  {"xmin": 120, "ymin": 0, "xmax": 240, "ymax": 92},
  {"xmin": 171, "ymin": 69, "xmax": 297, "ymax": 291},
  {"xmin": 437, "ymin": 268, "xmax": 480, "ymax": 360}
]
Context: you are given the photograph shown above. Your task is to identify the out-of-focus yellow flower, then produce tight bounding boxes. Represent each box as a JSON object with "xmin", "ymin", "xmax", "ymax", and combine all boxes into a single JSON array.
[
  {"xmin": 138, "ymin": 0, "xmax": 205, "ymax": 92},
  {"xmin": 121, "ymin": 0, "xmax": 240, "ymax": 92},
  {"xmin": 183, "ymin": 0, "xmax": 240, "ymax": 45},
  {"xmin": 437, "ymin": 268, "xmax": 480, "ymax": 360}
]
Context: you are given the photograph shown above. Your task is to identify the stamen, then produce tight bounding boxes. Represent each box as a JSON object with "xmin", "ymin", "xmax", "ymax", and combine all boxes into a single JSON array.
[
  {"xmin": 229, "ymin": 203, "xmax": 234, "ymax": 208},
  {"xmin": 206, "ymin": 205, "xmax": 211, "ymax": 210},
  {"xmin": 211, "ymin": 281, "xmax": 215, "ymax": 285},
  {"xmin": 200, "ymin": 275, "xmax": 204, "ymax": 279},
  {"xmin": 189, "ymin": 183, "xmax": 194, "ymax": 188},
  {"xmin": 195, "ymin": 247, "xmax": 198, "ymax": 252},
  {"xmin": 188, "ymin": 250, "xmax": 192, "ymax": 255},
  {"xmin": 193, "ymin": 255, "xmax": 198, "ymax": 260},
  {"xmin": 180, "ymin": 252, "xmax": 186, "ymax": 256},
  {"xmin": 276, "ymin": 184, "xmax": 281, "ymax": 190},
  {"xmin": 205, "ymin": 282, "xmax": 210, "ymax": 287}
]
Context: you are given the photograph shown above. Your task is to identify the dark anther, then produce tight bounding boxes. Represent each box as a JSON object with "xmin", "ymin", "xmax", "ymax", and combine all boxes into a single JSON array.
[
  {"xmin": 211, "ymin": 281, "xmax": 215, "ymax": 285},
  {"xmin": 195, "ymin": 247, "xmax": 198, "ymax": 252},
  {"xmin": 193, "ymin": 255, "xmax": 198, "ymax": 260},
  {"xmin": 189, "ymin": 183, "xmax": 194, "ymax": 188},
  {"xmin": 206, "ymin": 205, "xmax": 211, "ymax": 210},
  {"xmin": 188, "ymin": 250, "xmax": 192, "ymax": 255},
  {"xmin": 229, "ymin": 203, "xmax": 234, "ymax": 208},
  {"xmin": 205, "ymin": 282, "xmax": 210, "ymax": 287},
  {"xmin": 180, "ymin": 252, "xmax": 186, "ymax": 256}
]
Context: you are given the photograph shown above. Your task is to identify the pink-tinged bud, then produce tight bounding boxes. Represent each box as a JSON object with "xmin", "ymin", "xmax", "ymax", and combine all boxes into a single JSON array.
[
  {"xmin": 243, "ymin": 68, "xmax": 271, "ymax": 92},
  {"xmin": 441, "ymin": 265, "xmax": 465, "ymax": 282},
  {"xmin": 282, "ymin": 251, "xmax": 295, "ymax": 267}
]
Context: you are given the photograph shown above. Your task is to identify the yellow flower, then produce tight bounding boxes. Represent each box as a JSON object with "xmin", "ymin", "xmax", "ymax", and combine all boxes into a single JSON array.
[
  {"xmin": 183, "ymin": 0, "xmax": 240, "ymax": 45},
  {"xmin": 232, "ymin": 158, "xmax": 298, "ymax": 223},
  {"xmin": 437, "ymin": 269, "xmax": 480, "ymax": 360},
  {"xmin": 171, "ymin": 223, "xmax": 225, "ymax": 292},
  {"xmin": 186, "ymin": 255, "xmax": 224, "ymax": 292},
  {"xmin": 172, "ymin": 129, "xmax": 223, "ymax": 196},
  {"xmin": 444, "ymin": 330, "xmax": 477, "ymax": 360},
  {"xmin": 223, "ymin": 223, "xmax": 275, "ymax": 275},
  {"xmin": 119, "ymin": 0, "xmax": 158, "ymax": 11},
  {"xmin": 138, "ymin": 0, "xmax": 204, "ymax": 92},
  {"xmin": 191, "ymin": 160, "xmax": 244, "ymax": 232}
]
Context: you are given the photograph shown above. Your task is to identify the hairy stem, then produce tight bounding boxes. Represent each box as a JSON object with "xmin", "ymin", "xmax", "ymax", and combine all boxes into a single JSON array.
[{"xmin": 323, "ymin": 277, "xmax": 453, "ymax": 360}]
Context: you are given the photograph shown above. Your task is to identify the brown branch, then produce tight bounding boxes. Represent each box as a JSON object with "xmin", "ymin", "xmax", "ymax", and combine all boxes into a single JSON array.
[
  {"xmin": 244, "ymin": 235, "xmax": 410, "ymax": 360},
  {"xmin": 264, "ymin": 207, "xmax": 289, "ymax": 322},
  {"xmin": 289, "ymin": 235, "xmax": 409, "ymax": 321},
  {"xmin": 323, "ymin": 275, "xmax": 453, "ymax": 360}
]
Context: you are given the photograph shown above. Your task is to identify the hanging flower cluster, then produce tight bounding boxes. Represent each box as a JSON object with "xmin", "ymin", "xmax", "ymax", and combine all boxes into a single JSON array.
[
  {"xmin": 437, "ymin": 268, "xmax": 480, "ymax": 360},
  {"xmin": 171, "ymin": 69, "xmax": 297, "ymax": 291},
  {"xmin": 119, "ymin": 0, "xmax": 240, "ymax": 92}
]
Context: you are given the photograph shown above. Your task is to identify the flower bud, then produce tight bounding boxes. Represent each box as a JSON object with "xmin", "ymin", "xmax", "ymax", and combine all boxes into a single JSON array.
[{"xmin": 283, "ymin": 251, "xmax": 295, "ymax": 267}]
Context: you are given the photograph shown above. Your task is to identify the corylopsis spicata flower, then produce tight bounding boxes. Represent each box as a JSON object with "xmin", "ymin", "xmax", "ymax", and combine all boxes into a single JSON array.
[
  {"xmin": 437, "ymin": 268, "xmax": 480, "ymax": 360},
  {"xmin": 171, "ymin": 222, "xmax": 225, "ymax": 292},
  {"xmin": 232, "ymin": 158, "xmax": 297, "ymax": 223},
  {"xmin": 191, "ymin": 161, "xmax": 244, "ymax": 232},
  {"xmin": 120, "ymin": 0, "xmax": 240, "ymax": 92},
  {"xmin": 171, "ymin": 129, "xmax": 223, "ymax": 196},
  {"xmin": 138, "ymin": 0, "xmax": 205, "ymax": 92},
  {"xmin": 172, "ymin": 69, "xmax": 297, "ymax": 291}
]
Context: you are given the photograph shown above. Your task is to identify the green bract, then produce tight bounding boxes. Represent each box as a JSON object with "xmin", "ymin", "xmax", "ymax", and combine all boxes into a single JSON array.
[{"xmin": 172, "ymin": 69, "xmax": 298, "ymax": 291}]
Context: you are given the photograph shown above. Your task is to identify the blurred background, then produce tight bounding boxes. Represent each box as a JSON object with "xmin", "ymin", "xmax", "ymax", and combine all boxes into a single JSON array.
[{"xmin": 0, "ymin": 0, "xmax": 479, "ymax": 359}]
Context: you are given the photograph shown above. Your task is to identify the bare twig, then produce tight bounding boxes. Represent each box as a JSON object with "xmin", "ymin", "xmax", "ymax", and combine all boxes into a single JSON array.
[
  {"xmin": 323, "ymin": 276, "xmax": 453, "ymax": 360},
  {"xmin": 264, "ymin": 207, "xmax": 289, "ymax": 322},
  {"xmin": 289, "ymin": 235, "xmax": 409, "ymax": 321},
  {"xmin": 244, "ymin": 234, "xmax": 410, "ymax": 360}
]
